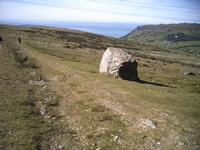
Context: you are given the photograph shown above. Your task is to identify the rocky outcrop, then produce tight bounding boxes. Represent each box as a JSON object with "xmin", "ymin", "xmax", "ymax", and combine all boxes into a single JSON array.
[{"xmin": 99, "ymin": 47, "xmax": 139, "ymax": 81}]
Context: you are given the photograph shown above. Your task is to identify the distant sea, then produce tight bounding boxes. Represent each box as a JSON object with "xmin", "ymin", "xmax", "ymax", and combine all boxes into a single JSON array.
[{"xmin": 0, "ymin": 21, "xmax": 143, "ymax": 38}]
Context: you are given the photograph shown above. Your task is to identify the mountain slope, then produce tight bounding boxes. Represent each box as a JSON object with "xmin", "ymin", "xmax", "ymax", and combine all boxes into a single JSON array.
[{"xmin": 121, "ymin": 23, "xmax": 200, "ymax": 55}]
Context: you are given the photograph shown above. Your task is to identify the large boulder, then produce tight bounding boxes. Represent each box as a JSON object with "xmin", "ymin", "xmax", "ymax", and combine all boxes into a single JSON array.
[{"xmin": 99, "ymin": 47, "xmax": 139, "ymax": 81}]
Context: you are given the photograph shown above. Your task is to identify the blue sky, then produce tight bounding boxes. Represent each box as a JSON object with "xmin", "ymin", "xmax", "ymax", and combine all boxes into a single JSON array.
[{"xmin": 0, "ymin": 0, "xmax": 200, "ymax": 24}]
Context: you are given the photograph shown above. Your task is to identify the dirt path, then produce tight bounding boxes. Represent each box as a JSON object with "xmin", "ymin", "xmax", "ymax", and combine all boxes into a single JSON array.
[
  {"xmin": 0, "ymin": 41, "xmax": 50, "ymax": 149},
  {"xmin": 20, "ymin": 41, "xmax": 199, "ymax": 149}
]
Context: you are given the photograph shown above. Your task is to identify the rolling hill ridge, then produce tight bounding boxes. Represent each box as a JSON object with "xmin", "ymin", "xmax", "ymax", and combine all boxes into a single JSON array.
[{"xmin": 121, "ymin": 23, "xmax": 200, "ymax": 55}]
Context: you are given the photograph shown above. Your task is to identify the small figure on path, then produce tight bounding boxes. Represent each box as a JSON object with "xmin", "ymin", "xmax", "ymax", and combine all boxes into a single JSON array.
[
  {"xmin": 0, "ymin": 36, "xmax": 3, "ymax": 42},
  {"xmin": 18, "ymin": 37, "xmax": 21, "ymax": 44}
]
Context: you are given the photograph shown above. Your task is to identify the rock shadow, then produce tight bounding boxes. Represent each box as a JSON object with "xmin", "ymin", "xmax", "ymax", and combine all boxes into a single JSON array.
[
  {"xmin": 118, "ymin": 61, "xmax": 139, "ymax": 81},
  {"xmin": 137, "ymin": 79, "xmax": 175, "ymax": 88},
  {"xmin": 120, "ymin": 77, "xmax": 173, "ymax": 88}
]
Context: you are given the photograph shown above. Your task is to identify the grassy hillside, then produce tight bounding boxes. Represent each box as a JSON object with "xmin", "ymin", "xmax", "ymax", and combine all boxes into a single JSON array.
[
  {"xmin": 121, "ymin": 23, "xmax": 200, "ymax": 55},
  {"xmin": 0, "ymin": 33, "xmax": 51, "ymax": 149},
  {"xmin": 0, "ymin": 24, "xmax": 200, "ymax": 149}
]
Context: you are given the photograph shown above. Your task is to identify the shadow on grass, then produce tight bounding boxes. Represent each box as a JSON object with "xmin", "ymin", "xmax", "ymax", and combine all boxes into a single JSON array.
[{"xmin": 137, "ymin": 79, "xmax": 175, "ymax": 88}]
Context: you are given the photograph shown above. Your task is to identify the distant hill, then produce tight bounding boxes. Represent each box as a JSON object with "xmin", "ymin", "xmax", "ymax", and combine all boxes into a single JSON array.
[{"xmin": 121, "ymin": 23, "xmax": 200, "ymax": 55}]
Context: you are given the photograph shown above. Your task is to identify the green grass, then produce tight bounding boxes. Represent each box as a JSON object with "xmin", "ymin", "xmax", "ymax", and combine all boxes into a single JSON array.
[
  {"xmin": 36, "ymin": 44, "xmax": 200, "ymax": 121},
  {"xmin": 1, "ymin": 24, "xmax": 200, "ymax": 149},
  {"xmin": 25, "ymin": 42, "xmax": 200, "ymax": 149},
  {"xmin": 122, "ymin": 23, "xmax": 200, "ymax": 56},
  {"xmin": 0, "ymin": 44, "xmax": 50, "ymax": 149}
]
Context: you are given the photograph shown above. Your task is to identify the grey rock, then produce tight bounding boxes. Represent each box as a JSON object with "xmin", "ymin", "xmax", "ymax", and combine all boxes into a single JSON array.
[
  {"xmin": 52, "ymin": 117, "xmax": 56, "ymax": 120},
  {"xmin": 40, "ymin": 107, "xmax": 47, "ymax": 116},
  {"xmin": 8, "ymin": 131, "xmax": 12, "ymax": 135},
  {"xmin": 145, "ymin": 119, "xmax": 156, "ymax": 129},
  {"xmin": 99, "ymin": 47, "xmax": 139, "ymax": 81},
  {"xmin": 178, "ymin": 142, "xmax": 184, "ymax": 146},
  {"xmin": 29, "ymin": 80, "xmax": 48, "ymax": 86},
  {"xmin": 113, "ymin": 136, "xmax": 120, "ymax": 142},
  {"xmin": 58, "ymin": 145, "xmax": 64, "ymax": 149}
]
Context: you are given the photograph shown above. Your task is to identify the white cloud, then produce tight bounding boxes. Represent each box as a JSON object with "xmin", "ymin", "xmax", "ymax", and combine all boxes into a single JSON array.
[{"xmin": 0, "ymin": 0, "xmax": 199, "ymax": 23}]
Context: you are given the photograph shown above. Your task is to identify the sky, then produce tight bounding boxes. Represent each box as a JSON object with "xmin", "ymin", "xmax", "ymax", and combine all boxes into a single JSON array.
[{"xmin": 0, "ymin": 0, "xmax": 200, "ymax": 24}]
